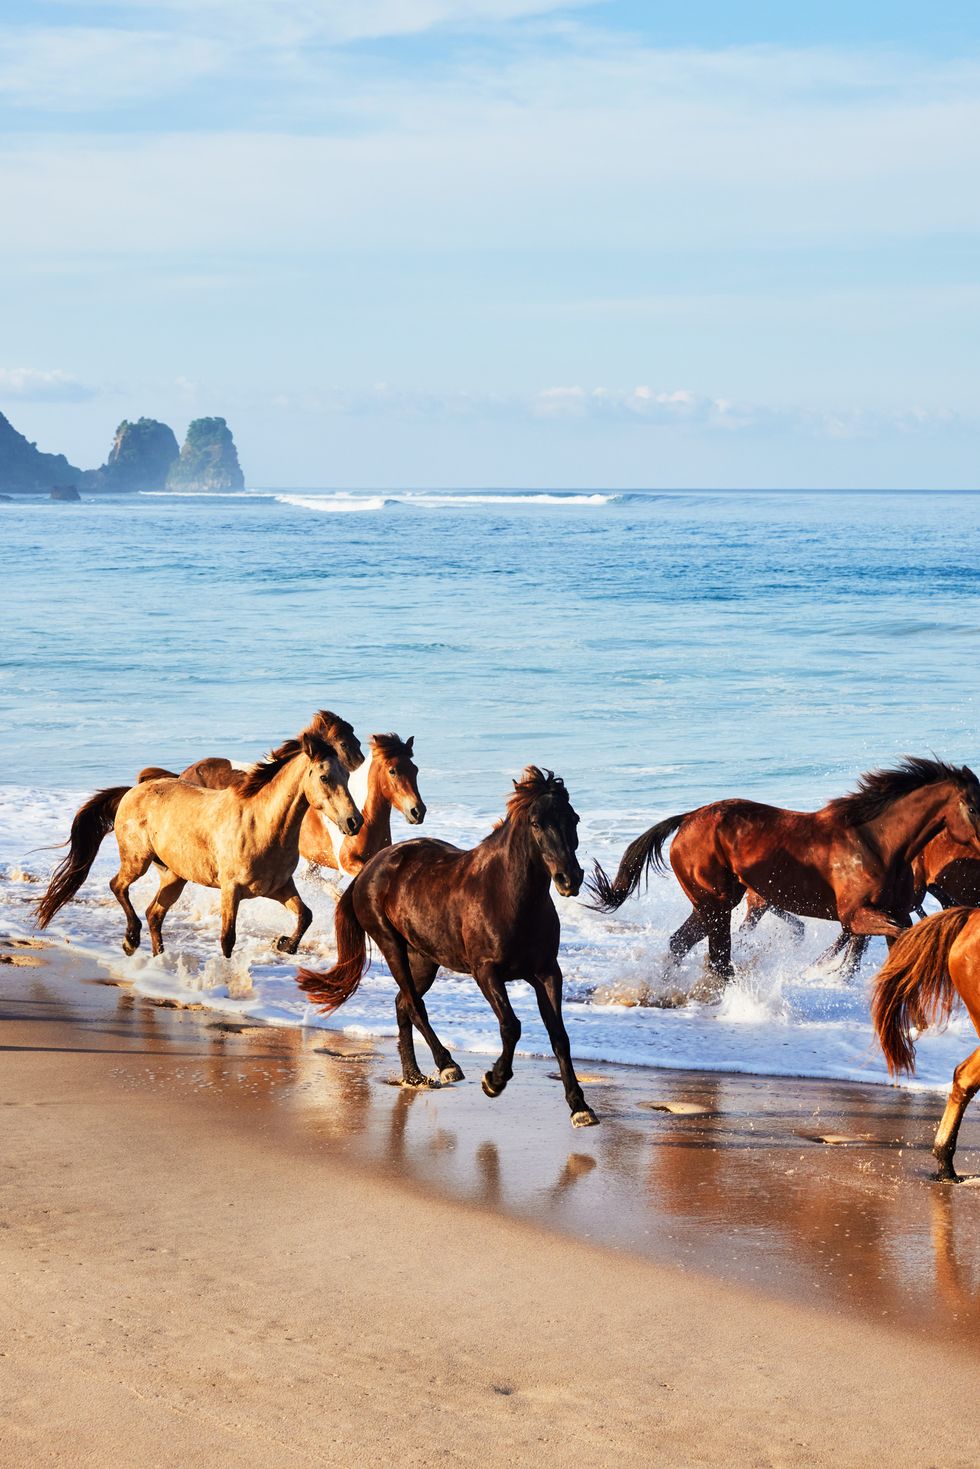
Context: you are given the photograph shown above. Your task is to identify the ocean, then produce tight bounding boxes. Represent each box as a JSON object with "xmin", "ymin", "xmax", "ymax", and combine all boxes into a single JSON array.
[{"xmin": 2, "ymin": 486, "xmax": 979, "ymax": 1091}]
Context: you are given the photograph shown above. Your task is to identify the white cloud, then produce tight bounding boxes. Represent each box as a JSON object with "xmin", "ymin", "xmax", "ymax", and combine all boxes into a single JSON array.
[
  {"xmin": 0, "ymin": 367, "xmax": 95, "ymax": 402},
  {"xmin": 0, "ymin": 27, "xmax": 223, "ymax": 109}
]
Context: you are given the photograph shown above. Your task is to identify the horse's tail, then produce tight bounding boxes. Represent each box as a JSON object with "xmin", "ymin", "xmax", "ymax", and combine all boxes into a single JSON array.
[
  {"xmin": 34, "ymin": 786, "xmax": 129, "ymax": 929},
  {"xmin": 587, "ymin": 811, "xmax": 690, "ymax": 911},
  {"xmin": 296, "ymin": 882, "xmax": 368, "ymax": 1013},
  {"xmin": 138, "ymin": 766, "xmax": 177, "ymax": 783},
  {"xmin": 871, "ymin": 907, "xmax": 973, "ymax": 1076}
]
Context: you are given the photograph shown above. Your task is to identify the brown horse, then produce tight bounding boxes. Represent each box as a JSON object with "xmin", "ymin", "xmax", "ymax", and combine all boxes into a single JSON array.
[
  {"xmin": 136, "ymin": 710, "xmax": 365, "ymax": 793},
  {"xmin": 590, "ymin": 758, "xmax": 980, "ymax": 988},
  {"xmin": 36, "ymin": 711, "xmax": 363, "ymax": 960},
  {"xmin": 296, "ymin": 767, "xmax": 599, "ymax": 1128},
  {"xmin": 300, "ymin": 732, "xmax": 425, "ymax": 878},
  {"xmin": 872, "ymin": 907, "xmax": 980, "ymax": 1181}
]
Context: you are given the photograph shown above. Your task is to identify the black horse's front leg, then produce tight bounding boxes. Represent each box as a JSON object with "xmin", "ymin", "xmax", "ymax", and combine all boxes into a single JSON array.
[
  {"xmin": 475, "ymin": 965, "xmax": 522, "ymax": 1099},
  {"xmin": 532, "ymin": 966, "xmax": 598, "ymax": 1127}
]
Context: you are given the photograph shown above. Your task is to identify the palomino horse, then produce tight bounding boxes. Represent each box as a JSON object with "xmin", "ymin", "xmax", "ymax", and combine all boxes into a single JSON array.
[
  {"xmin": 872, "ymin": 907, "xmax": 980, "ymax": 1181},
  {"xmin": 296, "ymin": 767, "xmax": 599, "ymax": 1128},
  {"xmin": 589, "ymin": 758, "xmax": 980, "ymax": 988},
  {"xmin": 36, "ymin": 711, "xmax": 363, "ymax": 959},
  {"xmin": 300, "ymin": 732, "xmax": 425, "ymax": 878}
]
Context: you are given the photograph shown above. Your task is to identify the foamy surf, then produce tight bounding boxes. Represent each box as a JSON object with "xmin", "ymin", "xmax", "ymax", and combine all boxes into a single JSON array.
[{"xmin": 1, "ymin": 782, "xmax": 973, "ymax": 1095}]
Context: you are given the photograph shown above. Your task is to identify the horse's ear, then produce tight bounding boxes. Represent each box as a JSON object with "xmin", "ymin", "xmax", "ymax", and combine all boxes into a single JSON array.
[
  {"xmin": 405, "ymin": 736, "xmax": 415, "ymax": 753},
  {"xmin": 301, "ymin": 731, "xmax": 329, "ymax": 760}
]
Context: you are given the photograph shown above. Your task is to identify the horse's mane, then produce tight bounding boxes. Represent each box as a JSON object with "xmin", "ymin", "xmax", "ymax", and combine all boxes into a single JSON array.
[
  {"xmin": 237, "ymin": 710, "xmax": 345, "ymax": 797},
  {"xmin": 506, "ymin": 766, "xmax": 570, "ymax": 821},
  {"xmin": 827, "ymin": 756, "xmax": 978, "ymax": 827},
  {"xmin": 370, "ymin": 732, "xmax": 412, "ymax": 762}
]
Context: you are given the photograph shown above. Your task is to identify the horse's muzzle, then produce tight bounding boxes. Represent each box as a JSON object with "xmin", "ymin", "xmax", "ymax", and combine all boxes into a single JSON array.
[
  {"xmin": 553, "ymin": 867, "xmax": 584, "ymax": 898},
  {"xmin": 344, "ymin": 812, "xmax": 363, "ymax": 836},
  {"xmin": 405, "ymin": 803, "xmax": 426, "ymax": 825}
]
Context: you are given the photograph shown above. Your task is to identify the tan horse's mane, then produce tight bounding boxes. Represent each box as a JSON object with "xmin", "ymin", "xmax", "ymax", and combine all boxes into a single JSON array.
[
  {"xmin": 237, "ymin": 710, "xmax": 351, "ymax": 797},
  {"xmin": 828, "ymin": 756, "xmax": 978, "ymax": 828}
]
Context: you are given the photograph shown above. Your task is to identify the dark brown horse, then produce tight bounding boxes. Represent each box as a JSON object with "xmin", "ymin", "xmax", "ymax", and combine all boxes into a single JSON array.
[
  {"xmin": 295, "ymin": 767, "xmax": 599, "ymax": 1128},
  {"xmin": 590, "ymin": 758, "xmax": 980, "ymax": 988},
  {"xmin": 872, "ymin": 907, "xmax": 980, "ymax": 1181}
]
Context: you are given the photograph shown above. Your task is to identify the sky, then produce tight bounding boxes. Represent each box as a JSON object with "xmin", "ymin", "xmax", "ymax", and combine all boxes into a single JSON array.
[{"xmin": 1, "ymin": 1, "xmax": 979, "ymax": 488}]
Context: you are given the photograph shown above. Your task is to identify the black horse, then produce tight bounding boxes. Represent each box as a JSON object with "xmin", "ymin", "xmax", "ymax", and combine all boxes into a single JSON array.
[{"xmin": 296, "ymin": 766, "xmax": 599, "ymax": 1128}]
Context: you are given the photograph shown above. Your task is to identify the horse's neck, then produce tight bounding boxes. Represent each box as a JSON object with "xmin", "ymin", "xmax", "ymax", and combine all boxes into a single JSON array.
[
  {"xmin": 486, "ymin": 818, "xmax": 549, "ymax": 913},
  {"xmin": 247, "ymin": 757, "xmax": 309, "ymax": 851},
  {"xmin": 865, "ymin": 784, "xmax": 957, "ymax": 865},
  {"xmin": 338, "ymin": 752, "xmax": 391, "ymax": 862}
]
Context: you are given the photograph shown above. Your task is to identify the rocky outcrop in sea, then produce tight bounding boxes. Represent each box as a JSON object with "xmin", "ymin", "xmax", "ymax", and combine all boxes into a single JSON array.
[{"xmin": 167, "ymin": 417, "xmax": 244, "ymax": 491}]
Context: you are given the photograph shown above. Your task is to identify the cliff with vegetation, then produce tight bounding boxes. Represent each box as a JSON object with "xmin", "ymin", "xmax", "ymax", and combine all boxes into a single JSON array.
[
  {"xmin": 0, "ymin": 410, "xmax": 245, "ymax": 493},
  {"xmin": 84, "ymin": 418, "xmax": 179, "ymax": 492},
  {"xmin": 167, "ymin": 417, "xmax": 244, "ymax": 491},
  {"xmin": 0, "ymin": 411, "xmax": 81, "ymax": 492}
]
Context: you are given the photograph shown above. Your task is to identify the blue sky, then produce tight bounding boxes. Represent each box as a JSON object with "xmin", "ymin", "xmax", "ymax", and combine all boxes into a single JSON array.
[{"xmin": 2, "ymin": 1, "xmax": 979, "ymax": 487}]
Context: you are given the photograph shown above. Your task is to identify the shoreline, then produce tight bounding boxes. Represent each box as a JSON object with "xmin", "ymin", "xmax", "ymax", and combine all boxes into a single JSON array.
[{"xmin": 2, "ymin": 943, "xmax": 980, "ymax": 1461}]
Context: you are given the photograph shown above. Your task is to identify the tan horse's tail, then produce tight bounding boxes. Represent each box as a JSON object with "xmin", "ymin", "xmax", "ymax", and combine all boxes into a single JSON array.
[
  {"xmin": 587, "ymin": 811, "xmax": 690, "ymax": 911},
  {"xmin": 34, "ymin": 786, "xmax": 130, "ymax": 929},
  {"xmin": 137, "ymin": 766, "xmax": 177, "ymax": 783},
  {"xmin": 296, "ymin": 882, "xmax": 368, "ymax": 1012},
  {"xmin": 871, "ymin": 907, "xmax": 973, "ymax": 1076}
]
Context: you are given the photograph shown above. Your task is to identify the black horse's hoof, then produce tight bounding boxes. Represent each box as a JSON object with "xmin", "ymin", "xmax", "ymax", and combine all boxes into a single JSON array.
[
  {"xmin": 571, "ymin": 1107, "xmax": 600, "ymax": 1128},
  {"xmin": 401, "ymin": 1074, "xmax": 439, "ymax": 1090},
  {"xmin": 275, "ymin": 935, "xmax": 298, "ymax": 954},
  {"xmin": 482, "ymin": 1072, "xmax": 504, "ymax": 1099},
  {"xmin": 440, "ymin": 1064, "xmax": 465, "ymax": 1085},
  {"xmin": 122, "ymin": 934, "xmax": 140, "ymax": 956},
  {"xmin": 935, "ymin": 1164, "xmax": 961, "ymax": 1183}
]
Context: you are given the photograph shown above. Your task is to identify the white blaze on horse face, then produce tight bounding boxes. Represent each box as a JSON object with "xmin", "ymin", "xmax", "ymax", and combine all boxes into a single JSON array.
[{"xmin": 324, "ymin": 748, "xmax": 373, "ymax": 865}]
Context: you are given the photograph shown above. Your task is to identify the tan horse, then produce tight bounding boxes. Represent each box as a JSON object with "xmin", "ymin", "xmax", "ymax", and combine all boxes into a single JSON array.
[
  {"xmin": 300, "ymin": 733, "xmax": 425, "ymax": 878},
  {"xmin": 36, "ymin": 711, "xmax": 363, "ymax": 960},
  {"xmin": 872, "ymin": 907, "xmax": 980, "ymax": 1181}
]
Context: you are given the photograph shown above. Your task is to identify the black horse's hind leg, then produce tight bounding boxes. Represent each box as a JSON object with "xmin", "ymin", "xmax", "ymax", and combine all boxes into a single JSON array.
[
  {"xmin": 394, "ymin": 950, "xmax": 464, "ymax": 1088},
  {"xmin": 667, "ymin": 909, "xmax": 707, "ymax": 963},
  {"xmin": 532, "ymin": 965, "xmax": 598, "ymax": 1127},
  {"xmin": 836, "ymin": 933, "xmax": 870, "ymax": 981},
  {"xmin": 379, "ymin": 931, "xmax": 461, "ymax": 1086},
  {"xmin": 475, "ymin": 965, "xmax": 522, "ymax": 1100}
]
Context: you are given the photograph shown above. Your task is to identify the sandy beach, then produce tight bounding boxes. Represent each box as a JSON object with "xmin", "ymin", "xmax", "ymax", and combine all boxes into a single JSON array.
[{"xmin": 2, "ymin": 938, "xmax": 979, "ymax": 1468}]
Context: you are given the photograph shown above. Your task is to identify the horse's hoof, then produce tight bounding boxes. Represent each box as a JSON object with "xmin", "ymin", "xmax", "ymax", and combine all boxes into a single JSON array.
[
  {"xmin": 275, "ymin": 936, "xmax": 298, "ymax": 954},
  {"xmin": 482, "ymin": 1073, "xmax": 503, "ymax": 1099},
  {"xmin": 122, "ymin": 935, "xmax": 140, "ymax": 956},
  {"xmin": 935, "ymin": 1164, "xmax": 961, "ymax": 1183},
  {"xmin": 401, "ymin": 1075, "xmax": 439, "ymax": 1090},
  {"xmin": 571, "ymin": 1107, "xmax": 600, "ymax": 1128},
  {"xmin": 440, "ymin": 1064, "xmax": 465, "ymax": 1085}
]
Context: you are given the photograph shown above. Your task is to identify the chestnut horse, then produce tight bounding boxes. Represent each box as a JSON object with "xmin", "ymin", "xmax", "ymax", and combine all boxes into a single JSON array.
[
  {"xmin": 300, "ymin": 733, "xmax": 425, "ymax": 878},
  {"xmin": 590, "ymin": 758, "xmax": 980, "ymax": 987},
  {"xmin": 872, "ymin": 907, "xmax": 980, "ymax": 1181},
  {"xmin": 296, "ymin": 767, "xmax": 599, "ymax": 1128},
  {"xmin": 36, "ymin": 711, "xmax": 363, "ymax": 960}
]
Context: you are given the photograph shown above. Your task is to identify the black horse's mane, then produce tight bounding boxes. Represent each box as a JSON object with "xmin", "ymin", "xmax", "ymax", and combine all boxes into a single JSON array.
[
  {"xmin": 506, "ymin": 766, "xmax": 570, "ymax": 819},
  {"xmin": 828, "ymin": 756, "xmax": 977, "ymax": 827}
]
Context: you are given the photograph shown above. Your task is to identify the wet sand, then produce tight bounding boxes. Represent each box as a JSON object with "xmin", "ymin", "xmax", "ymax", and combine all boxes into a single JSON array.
[{"xmin": 2, "ymin": 940, "xmax": 980, "ymax": 1467}]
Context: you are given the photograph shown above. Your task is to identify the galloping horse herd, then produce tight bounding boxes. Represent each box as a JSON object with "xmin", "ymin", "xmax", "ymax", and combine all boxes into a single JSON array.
[{"xmin": 33, "ymin": 710, "xmax": 980, "ymax": 1178}]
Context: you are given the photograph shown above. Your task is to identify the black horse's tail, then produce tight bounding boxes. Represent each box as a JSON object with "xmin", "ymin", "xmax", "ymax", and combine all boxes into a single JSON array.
[
  {"xmin": 296, "ymin": 882, "xmax": 368, "ymax": 1012},
  {"xmin": 587, "ymin": 812, "xmax": 689, "ymax": 911},
  {"xmin": 34, "ymin": 786, "xmax": 129, "ymax": 929}
]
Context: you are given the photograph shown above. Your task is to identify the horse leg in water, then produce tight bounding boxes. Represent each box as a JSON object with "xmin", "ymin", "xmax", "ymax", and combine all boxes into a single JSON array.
[
  {"xmin": 271, "ymin": 878, "xmax": 313, "ymax": 955},
  {"xmin": 531, "ymin": 966, "xmax": 598, "ymax": 1127},
  {"xmin": 667, "ymin": 909, "xmax": 708, "ymax": 963},
  {"xmin": 145, "ymin": 868, "xmax": 187, "ymax": 956},
  {"xmin": 110, "ymin": 848, "xmax": 154, "ymax": 955},
  {"xmin": 742, "ymin": 901, "xmax": 805, "ymax": 941},
  {"xmin": 379, "ymin": 928, "xmax": 462, "ymax": 1086},
  {"xmin": 219, "ymin": 884, "xmax": 243, "ymax": 959},
  {"xmin": 475, "ymin": 964, "xmax": 522, "ymax": 1100},
  {"xmin": 933, "ymin": 1047, "xmax": 980, "ymax": 1182},
  {"xmin": 836, "ymin": 933, "xmax": 870, "ymax": 981},
  {"xmin": 394, "ymin": 950, "xmax": 465, "ymax": 1088}
]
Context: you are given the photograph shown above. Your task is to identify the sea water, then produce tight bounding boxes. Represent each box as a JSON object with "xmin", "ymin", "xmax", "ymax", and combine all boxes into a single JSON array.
[{"xmin": 2, "ymin": 487, "xmax": 979, "ymax": 1090}]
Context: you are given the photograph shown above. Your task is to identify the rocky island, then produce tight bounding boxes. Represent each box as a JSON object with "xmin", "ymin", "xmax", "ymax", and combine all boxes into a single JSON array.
[{"xmin": 0, "ymin": 411, "xmax": 245, "ymax": 494}]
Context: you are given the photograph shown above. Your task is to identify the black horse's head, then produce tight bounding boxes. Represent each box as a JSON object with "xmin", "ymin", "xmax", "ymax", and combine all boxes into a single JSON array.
[{"xmin": 509, "ymin": 767, "xmax": 584, "ymax": 897}]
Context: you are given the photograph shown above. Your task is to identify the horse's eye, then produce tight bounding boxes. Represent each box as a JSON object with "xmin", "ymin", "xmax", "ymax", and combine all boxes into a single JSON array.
[{"xmin": 389, "ymin": 767, "xmax": 397, "ymax": 776}]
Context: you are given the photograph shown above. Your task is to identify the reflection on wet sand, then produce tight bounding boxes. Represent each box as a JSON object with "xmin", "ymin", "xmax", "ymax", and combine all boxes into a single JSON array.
[{"xmin": 4, "ymin": 949, "xmax": 980, "ymax": 1350}]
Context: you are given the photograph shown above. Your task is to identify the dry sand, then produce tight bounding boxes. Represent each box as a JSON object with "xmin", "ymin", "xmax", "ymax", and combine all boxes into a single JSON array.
[{"xmin": 2, "ymin": 942, "xmax": 979, "ymax": 1468}]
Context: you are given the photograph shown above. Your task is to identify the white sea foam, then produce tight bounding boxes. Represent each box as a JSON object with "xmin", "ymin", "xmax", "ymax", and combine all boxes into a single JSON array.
[
  {"xmin": 1, "ymin": 782, "xmax": 972, "ymax": 1095},
  {"xmin": 275, "ymin": 493, "xmax": 390, "ymax": 513},
  {"xmin": 274, "ymin": 490, "xmax": 615, "ymax": 513}
]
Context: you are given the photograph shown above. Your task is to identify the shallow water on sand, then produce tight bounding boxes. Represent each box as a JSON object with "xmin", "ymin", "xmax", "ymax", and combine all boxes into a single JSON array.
[{"xmin": 2, "ymin": 487, "xmax": 980, "ymax": 1086}]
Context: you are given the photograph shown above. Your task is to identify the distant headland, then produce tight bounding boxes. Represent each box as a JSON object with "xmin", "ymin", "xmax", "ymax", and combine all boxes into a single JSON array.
[{"xmin": 0, "ymin": 412, "xmax": 244, "ymax": 494}]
